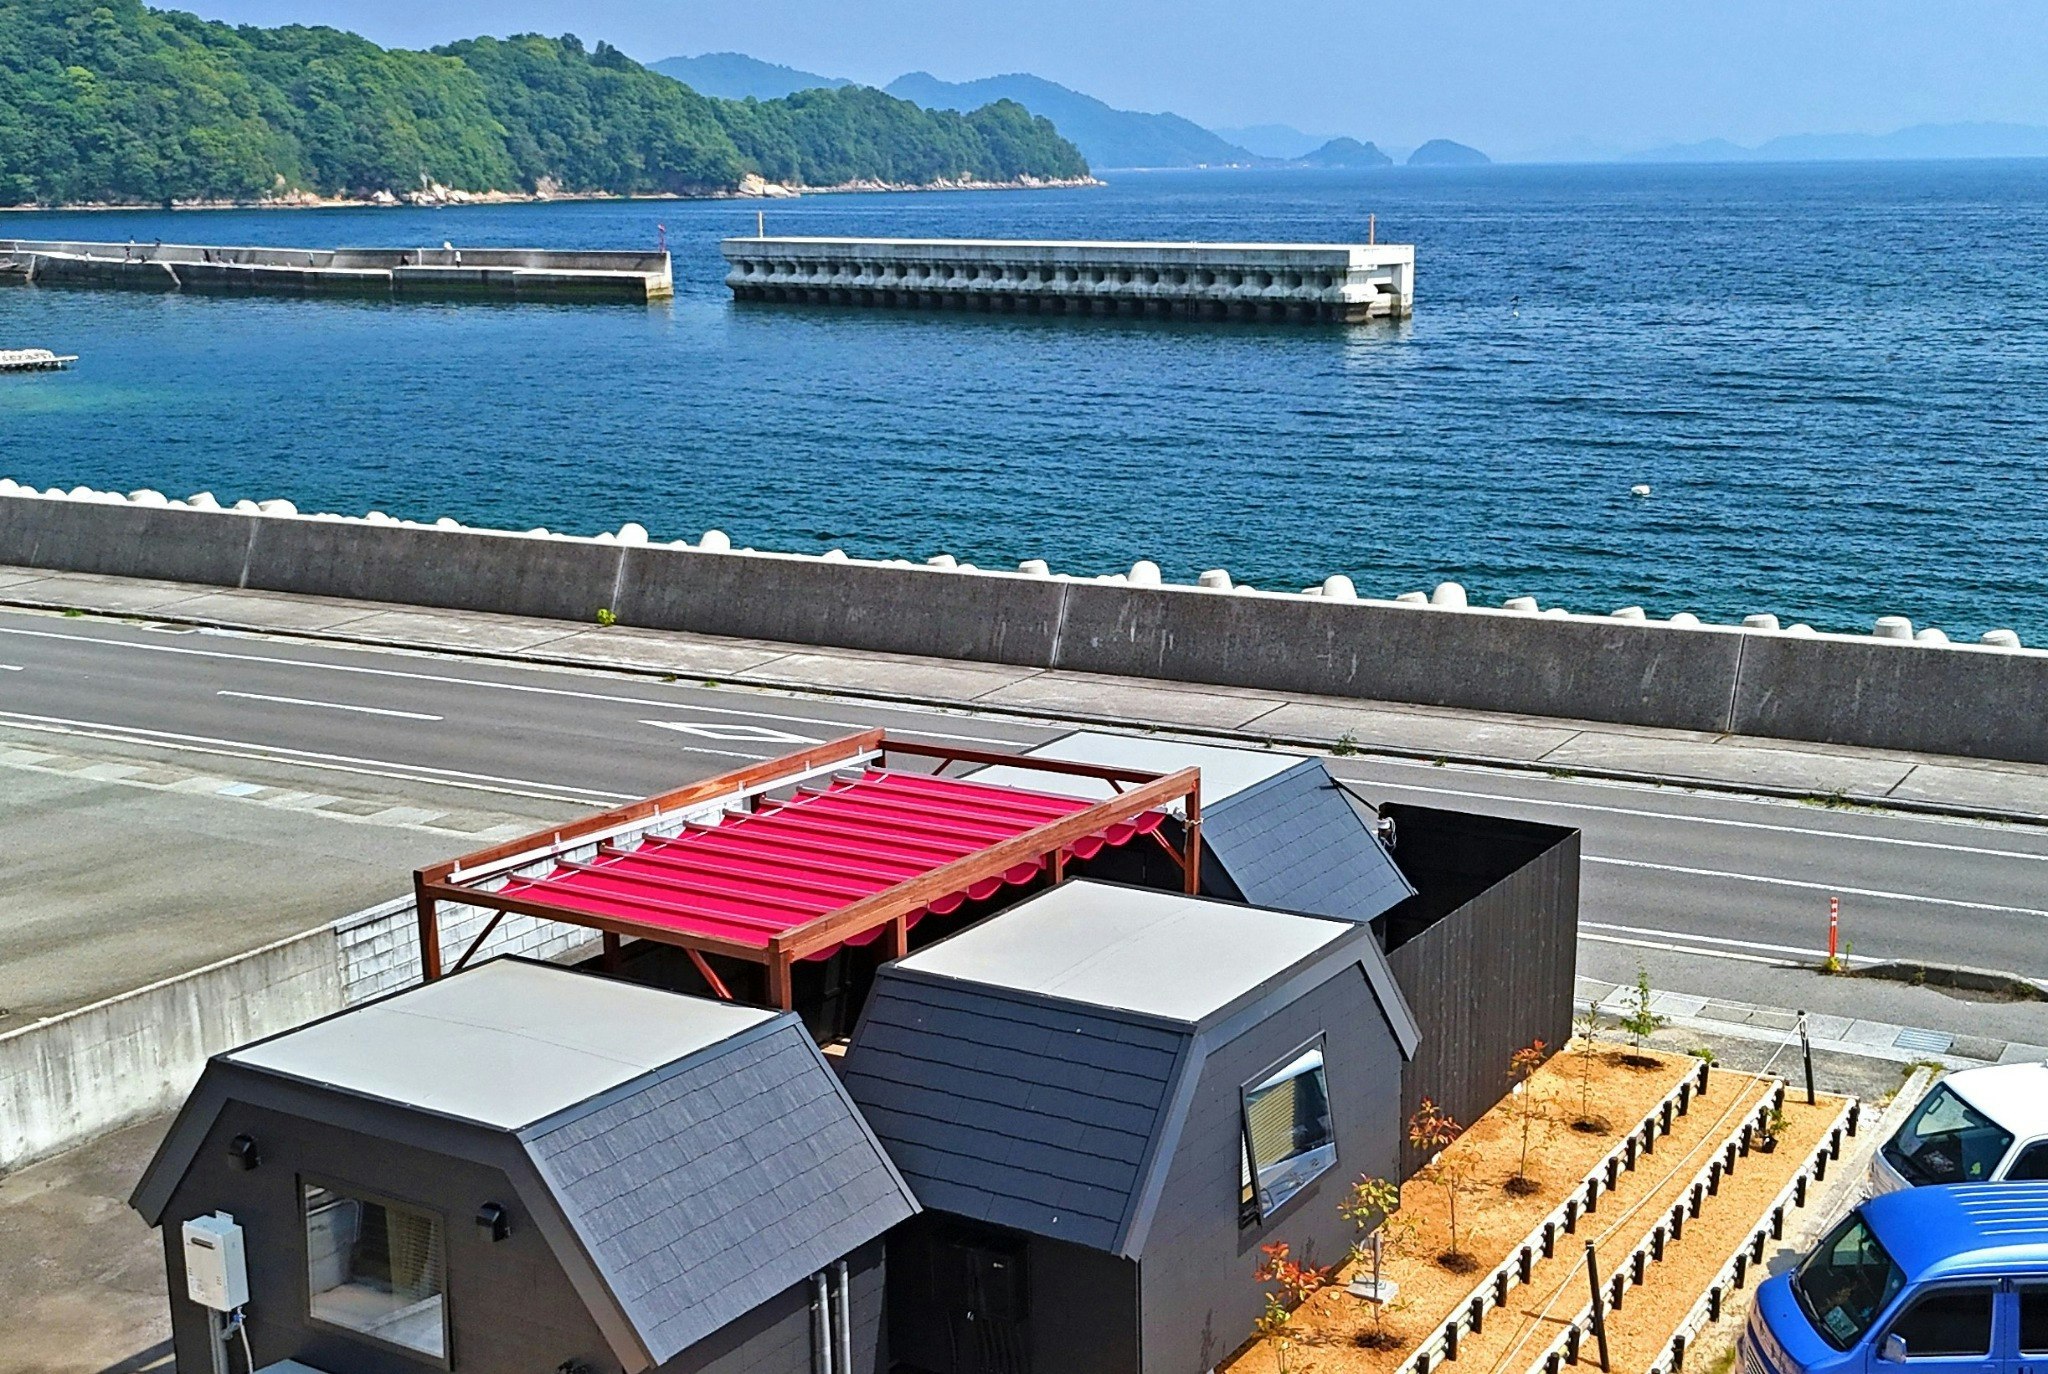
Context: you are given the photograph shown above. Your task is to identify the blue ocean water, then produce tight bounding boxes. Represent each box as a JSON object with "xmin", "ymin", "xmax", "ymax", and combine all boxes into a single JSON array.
[{"xmin": 3, "ymin": 162, "xmax": 2046, "ymax": 639}]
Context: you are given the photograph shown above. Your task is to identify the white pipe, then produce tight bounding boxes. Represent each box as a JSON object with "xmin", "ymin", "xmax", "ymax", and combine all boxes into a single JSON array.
[
  {"xmin": 813, "ymin": 1272, "xmax": 833, "ymax": 1374},
  {"xmin": 834, "ymin": 1259, "xmax": 853, "ymax": 1374}
]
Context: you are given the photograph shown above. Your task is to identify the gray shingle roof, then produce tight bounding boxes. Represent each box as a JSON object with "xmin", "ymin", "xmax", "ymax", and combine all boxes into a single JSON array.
[
  {"xmin": 524, "ymin": 1017, "xmax": 917, "ymax": 1365},
  {"xmin": 839, "ymin": 973, "xmax": 1189, "ymax": 1253},
  {"xmin": 1204, "ymin": 760, "xmax": 1415, "ymax": 924}
]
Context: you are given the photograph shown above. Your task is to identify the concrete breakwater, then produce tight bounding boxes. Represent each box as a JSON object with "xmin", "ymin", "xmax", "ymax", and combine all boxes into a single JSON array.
[
  {"xmin": 0, "ymin": 239, "xmax": 673, "ymax": 302},
  {"xmin": 721, "ymin": 235, "xmax": 1415, "ymax": 322},
  {"xmin": 1, "ymin": 484, "xmax": 2044, "ymax": 764}
]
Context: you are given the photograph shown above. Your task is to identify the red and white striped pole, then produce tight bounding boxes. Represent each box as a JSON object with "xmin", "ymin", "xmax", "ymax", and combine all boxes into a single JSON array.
[{"xmin": 1828, "ymin": 896, "xmax": 1840, "ymax": 964}]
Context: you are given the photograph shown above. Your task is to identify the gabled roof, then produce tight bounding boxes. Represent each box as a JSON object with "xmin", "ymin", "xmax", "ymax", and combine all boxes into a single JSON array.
[
  {"xmin": 134, "ymin": 960, "xmax": 917, "ymax": 1372},
  {"xmin": 226, "ymin": 959, "xmax": 778, "ymax": 1129},
  {"xmin": 964, "ymin": 731, "xmax": 1416, "ymax": 925},
  {"xmin": 524, "ymin": 1014, "xmax": 915, "ymax": 1363},
  {"xmin": 894, "ymin": 883, "xmax": 1353, "ymax": 1023},
  {"xmin": 1198, "ymin": 759, "xmax": 1416, "ymax": 924},
  {"xmin": 841, "ymin": 881, "xmax": 1413, "ymax": 1259}
]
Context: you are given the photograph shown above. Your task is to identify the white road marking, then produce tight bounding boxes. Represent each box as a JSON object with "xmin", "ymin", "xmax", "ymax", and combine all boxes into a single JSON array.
[
  {"xmin": 0, "ymin": 708, "xmax": 634, "ymax": 806},
  {"xmin": 1585, "ymin": 855, "xmax": 2048, "ymax": 918},
  {"xmin": 218, "ymin": 690, "xmax": 442, "ymax": 721},
  {"xmin": 0, "ymin": 623, "xmax": 1028, "ymax": 744},
  {"xmin": 1581, "ymin": 920, "xmax": 1850, "ymax": 963},
  {"xmin": 1579, "ymin": 932, "xmax": 1798, "ymax": 967},
  {"xmin": 1344, "ymin": 772, "xmax": 2048, "ymax": 863},
  {"xmin": 643, "ymin": 720, "xmax": 821, "ymax": 744}
]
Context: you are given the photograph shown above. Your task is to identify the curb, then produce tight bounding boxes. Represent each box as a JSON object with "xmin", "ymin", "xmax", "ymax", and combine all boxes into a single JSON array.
[{"xmin": 12, "ymin": 593, "xmax": 2048, "ymax": 831}]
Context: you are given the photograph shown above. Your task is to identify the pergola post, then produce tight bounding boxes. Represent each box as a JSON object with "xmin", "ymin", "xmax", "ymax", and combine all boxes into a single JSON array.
[
  {"xmin": 1183, "ymin": 790, "xmax": 1204, "ymax": 895},
  {"xmin": 766, "ymin": 951, "xmax": 794, "ymax": 1010},
  {"xmin": 414, "ymin": 871, "xmax": 442, "ymax": 982}
]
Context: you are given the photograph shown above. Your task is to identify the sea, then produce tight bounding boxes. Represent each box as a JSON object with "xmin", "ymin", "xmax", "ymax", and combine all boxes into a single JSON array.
[{"xmin": 3, "ymin": 161, "xmax": 2046, "ymax": 640}]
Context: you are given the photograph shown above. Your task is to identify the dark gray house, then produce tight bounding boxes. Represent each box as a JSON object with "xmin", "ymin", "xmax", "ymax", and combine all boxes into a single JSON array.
[
  {"xmin": 964, "ymin": 732, "xmax": 1418, "ymax": 924},
  {"xmin": 839, "ymin": 880, "xmax": 1420, "ymax": 1374},
  {"xmin": 970, "ymin": 733, "xmax": 1578, "ymax": 1165},
  {"xmin": 132, "ymin": 958, "xmax": 918, "ymax": 1374}
]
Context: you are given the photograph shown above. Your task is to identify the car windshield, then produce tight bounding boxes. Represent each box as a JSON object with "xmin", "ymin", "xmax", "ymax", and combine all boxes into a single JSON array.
[
  {"xmin": 1885, "ymin": 1083, "xmax": 2015, "ymax": 1184},
  {"xmin": 1793, "ymin": 1212, "xmax": 1906, "ymax": 1351}
]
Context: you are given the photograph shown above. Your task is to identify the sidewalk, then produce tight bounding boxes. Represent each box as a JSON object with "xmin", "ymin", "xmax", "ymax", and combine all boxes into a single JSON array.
[{"xmin": 10, "ymin": 564, "xmax": 2048, "ymax": 821}]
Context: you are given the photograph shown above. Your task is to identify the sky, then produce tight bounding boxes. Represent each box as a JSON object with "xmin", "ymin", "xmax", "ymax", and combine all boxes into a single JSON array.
[{"xmin": 182, "ymin": 1, "xmax": 2048, "ymax": 159}]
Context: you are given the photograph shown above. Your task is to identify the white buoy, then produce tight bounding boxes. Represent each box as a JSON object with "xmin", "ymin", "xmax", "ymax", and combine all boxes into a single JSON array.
[
  {"xmin": 1611, "ymin": 606, "xmax": 1647, "ymax": 621},
  {"xmin": 1787, "ymin": 623, "xmax": 1817, "ymax": 635},
  {"xmin": 1742, "ymin": 613, "xmax": 1781, "ymax": 631},
  {"xmin": 1321, "ymin": 574, "xmax": 1358, "ymax": 601},
  {"xmin": 527, "ymin": 527, "xmax": 552, "ymax": 537},
  {"xmin": 1873, "ymin": 615, "xmax": 1914, "ymax": 641},
  {"xmin": 1669, "ymin": 612, "xmax": 1701, "ymax": 627},
  {"xmin": 926, "ymin": 553, "xmax": 958, "ymax": 570},
  {"xmin": 820, "ymin": 548, "xmax": 848, "ymax": 561},
  {"xmin": 1197, "ymin": 569, "xmax": 1233, "ymax": 590},
  {"xmin": 615, "ymin": 522, "xmax": 649, "ymax": 546},
  {"xmin": 1395, "ymin": 591, "xmax": 1429, "ymax": 604},
  {"xmin": 1431, "ymin": 581, "xmax": 1468, "ymax": 609},
  {"xmin": 1017, "ymin": 558, "xmax": 1051, "ymax": 576},
  {"xmin": 1129, "ymin": 560, "xmax": 1163, "ymax": 586},
  {"xmin": 1982, "ymin": 629, "xmax": 2023, "ymax": 649},
  {"xmin": 1915, "ymin": 627, "xmax": 1950, "ymax": 644},
  {"xmin": 698, "ymin": 529, "xmax": 732, "ymax": 552},
  {"xmin": 1503, "ymin": 596, "xmax": 1539, "ymax": 614},
  {"xmin": 1631, "ymin": 484, "xmax": 1651, "ymax": 498},
  {"xmin": 1541, "ymin": 607, "xmax": 1569, "ymax": 617}
]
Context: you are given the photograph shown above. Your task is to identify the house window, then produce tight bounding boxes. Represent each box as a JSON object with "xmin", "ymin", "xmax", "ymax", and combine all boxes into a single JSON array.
[
  {"xmin": 304, "ymin": 1182, "xmax": 448, "ymax": 1362},
  {"xmin": 1240, "ymin": 1043, "xmax": 1336, "ymax": 1222}
]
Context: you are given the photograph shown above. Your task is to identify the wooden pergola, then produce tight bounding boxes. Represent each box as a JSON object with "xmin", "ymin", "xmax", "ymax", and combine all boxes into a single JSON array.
[{"xmin": 413, "ymin": 729, "xmax": 1202, "ymax": 1010}]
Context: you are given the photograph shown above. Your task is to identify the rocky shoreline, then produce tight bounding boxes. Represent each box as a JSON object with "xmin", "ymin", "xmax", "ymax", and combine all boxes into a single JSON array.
[{"xmin": 0, "ymin": 173, "xmax": 1102, "ymax": 215}]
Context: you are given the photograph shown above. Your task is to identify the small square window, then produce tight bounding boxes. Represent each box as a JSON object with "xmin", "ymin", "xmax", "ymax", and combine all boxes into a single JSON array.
[
  {"xmin": 1241, "ymin": 1043, "xmax": 1337, "ymax": 1222},
  {"xmin": 304, "ymin": 1182, "xmax": 448, "ymax": 1361}
]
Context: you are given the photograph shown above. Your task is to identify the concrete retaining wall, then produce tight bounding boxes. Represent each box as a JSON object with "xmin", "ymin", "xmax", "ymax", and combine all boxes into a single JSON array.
[
  {"xmin": 4, "ymin": 490, "xmax": 2047, "ymax": 764},
  {"xmin": 0, "ymin": 928, "xmax": 341, "ymax": 1171}
]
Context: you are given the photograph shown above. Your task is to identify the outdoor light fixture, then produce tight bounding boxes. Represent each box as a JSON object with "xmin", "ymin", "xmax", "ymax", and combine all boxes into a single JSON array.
[
  {"xmin": 226, "ymin": 1134, "xmax": 260, "ymax": 1171},
  {"xmin": 476, "ymin": 1202, "xmax": 511, "ymax": 1241}
]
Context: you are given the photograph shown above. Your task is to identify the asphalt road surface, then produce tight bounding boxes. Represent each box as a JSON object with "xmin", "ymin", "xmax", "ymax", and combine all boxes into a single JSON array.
[{"xmin": 6, "ymin": 608, "xmax": 2046, "ymax": 1040}]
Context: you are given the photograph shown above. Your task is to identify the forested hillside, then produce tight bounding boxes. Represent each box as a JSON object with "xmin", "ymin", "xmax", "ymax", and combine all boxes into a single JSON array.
[{"xmin": 0, "ymin": 1, "xmax": 1088, "ymax": 205}]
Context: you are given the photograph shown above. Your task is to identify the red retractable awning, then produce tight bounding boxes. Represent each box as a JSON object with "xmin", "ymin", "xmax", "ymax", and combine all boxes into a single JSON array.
[
  {"xmin": 495, "ymin": 769, "xmax": 1165, "ymax": 959},
  {"xmin": 413, "ymin": 729, "xmax": 1204, "ymax": 1010}
]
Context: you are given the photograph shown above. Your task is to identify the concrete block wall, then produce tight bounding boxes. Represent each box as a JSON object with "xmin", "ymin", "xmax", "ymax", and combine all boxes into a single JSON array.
[{"xmin": 3, "ymin": 485, "xmax": 2047, "ymax": 764}]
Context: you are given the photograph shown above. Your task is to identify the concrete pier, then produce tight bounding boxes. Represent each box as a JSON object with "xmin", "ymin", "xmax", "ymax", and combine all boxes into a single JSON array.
[
  {"xmin": 0, "ymin": 240, "xmax": 673, "ymax": 303},
  {"xmin": 721, "ymin": 236, "xmax": 1414, "ymax": 322}
]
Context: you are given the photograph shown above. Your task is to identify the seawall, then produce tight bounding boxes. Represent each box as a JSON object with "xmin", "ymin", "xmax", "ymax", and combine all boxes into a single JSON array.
[
  {"xmin": 0, "ymin": 239, "xmax": 673, "ymax": 302},
  {"xmin": 2, "ymin": 487, "xmax": 2045, "ymax": 765}
]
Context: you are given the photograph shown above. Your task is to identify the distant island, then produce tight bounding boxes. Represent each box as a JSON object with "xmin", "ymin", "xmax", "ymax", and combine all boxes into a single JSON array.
[
  {"xmin": 0, "ymin": 3, "xmax": 1088, "ymax": 208},
  {"xmin": 1407, "ymin": 139, "xmax": 1490, "ymax": 166},
  {"xmin": 1298, "ymin": 138, "xmax": 1393, "ymax": 169}
]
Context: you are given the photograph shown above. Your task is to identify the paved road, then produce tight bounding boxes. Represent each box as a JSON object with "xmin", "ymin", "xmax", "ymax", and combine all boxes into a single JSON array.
[{"xmin": 6, "ymin": 608, "xmax": 2047, "ymax": 1040}]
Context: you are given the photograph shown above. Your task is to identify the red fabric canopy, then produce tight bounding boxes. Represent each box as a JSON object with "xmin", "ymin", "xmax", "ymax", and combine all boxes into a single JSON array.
[{"xmin": 494, "ymin": 769, "xmax": 1165, "ymax": 959}]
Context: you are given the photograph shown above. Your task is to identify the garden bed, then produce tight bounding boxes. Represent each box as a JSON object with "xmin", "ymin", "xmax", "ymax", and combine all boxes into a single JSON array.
[{"xmin": 1223, "ymin": 1043, "xmax": 1716, "ymax": 1374}]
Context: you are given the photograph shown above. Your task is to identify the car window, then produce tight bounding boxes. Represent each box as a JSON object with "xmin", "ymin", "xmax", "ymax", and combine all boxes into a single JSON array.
[
  {"xmin": 1888, "ymin": 1287, "xmax": 1994, "ymax": 1359},
  {"xmin": 1793, "ymin": 1212, "xmax": 1906, "ymax": 1350},
  {"xmin": 2019, "ymin": 1285, "xmax": 2048, "ymax": 1355},
  {"xmin": 1885, "ymin": 1084, "xmax": 2015, "ymax": 1184},
  {"xmin": 2005, "ymin": 1142, "xmax": 2048, "ymax": 1182}
]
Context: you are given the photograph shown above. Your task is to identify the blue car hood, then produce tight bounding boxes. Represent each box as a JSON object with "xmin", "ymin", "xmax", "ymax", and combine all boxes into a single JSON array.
[{"xmin": 1753, "ymin": 1273, "xmax": 1855, "ymax": 1374}]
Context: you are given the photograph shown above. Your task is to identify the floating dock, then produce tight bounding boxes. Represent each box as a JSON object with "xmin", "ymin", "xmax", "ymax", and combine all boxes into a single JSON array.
[
  {"xmin": 0, "ymin": 348, "xmax": 76, "ymax": 372},
  {"xmin": 721, "ymin": 235, "xmax": 1414, "ymax": 322},
  {"xmin": 0, "ymin": 240, "xmax": 672, "ymax": 303}
]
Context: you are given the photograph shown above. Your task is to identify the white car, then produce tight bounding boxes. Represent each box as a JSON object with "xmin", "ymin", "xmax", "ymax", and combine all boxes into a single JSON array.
[{"xmin": 1869, "ymin": 1061, "xmax": 2048, "ymax": 1192}]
